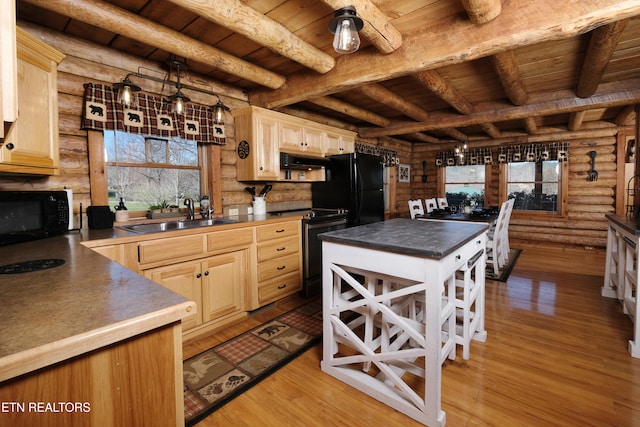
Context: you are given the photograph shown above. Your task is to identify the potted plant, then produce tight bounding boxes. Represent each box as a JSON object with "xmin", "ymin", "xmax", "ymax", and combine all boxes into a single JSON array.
[{"xmin": 462, "ymin": 198, "xmax": 474, "ymax": 214}]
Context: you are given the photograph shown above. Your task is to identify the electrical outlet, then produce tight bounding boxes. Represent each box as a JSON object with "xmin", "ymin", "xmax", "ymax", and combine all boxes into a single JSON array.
[
  {"xmin": 229, "ymin": 208, "xmax": 239, "ymax": 216},
  {"xmin": 247, "ymin": 207, "xmax": 253, "ymax": 214}
]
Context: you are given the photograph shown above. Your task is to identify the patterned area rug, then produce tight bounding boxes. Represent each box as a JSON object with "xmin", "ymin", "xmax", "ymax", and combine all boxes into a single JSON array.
[
  {"xmin": 486, "ymin": 249, "xmax": 522, "ymax": 282},
  {"xmin": 183, "ymin": 300, "xmax": 323, "ymax": 426}
]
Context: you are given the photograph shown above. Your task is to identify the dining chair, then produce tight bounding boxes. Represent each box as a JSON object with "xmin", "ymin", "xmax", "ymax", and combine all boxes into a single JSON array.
[
  {"xmin": 425, "ymin": 198, "xmax": 438, "ymax": 213},
  {"xmin": 453, "ymin": 249, "xmax": 486, "ymax": 360},
  {"xmin": 486, "ymin": 199, "xmax": 510, "ymax": 276},
  {"xmin": 437, "ymin": 198, "xmax": 449, "ymax": 210},
  {"xmin": 408, "ymin": 199, "xmax": 425, "ymax": 219}
]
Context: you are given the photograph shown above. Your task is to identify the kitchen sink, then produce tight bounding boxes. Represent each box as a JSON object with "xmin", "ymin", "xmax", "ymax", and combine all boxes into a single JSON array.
[{"xmin": 118, "ymin": 218, "xmax": 238, "ymax": 234}]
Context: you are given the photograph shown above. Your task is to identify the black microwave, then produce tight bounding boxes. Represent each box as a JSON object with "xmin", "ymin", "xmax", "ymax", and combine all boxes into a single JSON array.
[{"xmin": 0, "ymin": 191, "xmax": 70, "ymax": 246}]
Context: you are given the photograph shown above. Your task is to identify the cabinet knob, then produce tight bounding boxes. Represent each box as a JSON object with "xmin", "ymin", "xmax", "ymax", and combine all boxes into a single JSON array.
[
  {"xmin": 276, "ymin": 247, "xmax": 286, "ymax": 251},
  {"xmin": 196, "ymin": 273, "xmax": 202, "ymax": 278},
  {"xmin": 5, "ymin": 143, "xmax": 14, "ymax": 150},
  {"xmin": 204, "ymin": 271, "xmax": 209, "ymax": 276},
  {"xmin": 277, "ymin": 265, "xmax": 286, "ymax": 270}
]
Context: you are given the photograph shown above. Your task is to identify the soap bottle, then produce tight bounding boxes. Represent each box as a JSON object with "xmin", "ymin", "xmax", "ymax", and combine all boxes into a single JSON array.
[{"xmin": 115, "ymin": 198, "xmax": 129, "ymax": 222}]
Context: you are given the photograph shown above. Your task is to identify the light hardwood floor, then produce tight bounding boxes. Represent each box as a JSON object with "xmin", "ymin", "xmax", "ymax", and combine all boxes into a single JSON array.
[{"xmin": 184, "ymin": 244, "xmax": 640, "ymax": 426}]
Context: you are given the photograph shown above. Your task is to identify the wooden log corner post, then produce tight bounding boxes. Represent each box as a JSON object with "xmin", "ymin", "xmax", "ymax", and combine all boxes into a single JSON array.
[{"xmin": 460, "ymin": 0, "xmax": 502, "ymax": 24}]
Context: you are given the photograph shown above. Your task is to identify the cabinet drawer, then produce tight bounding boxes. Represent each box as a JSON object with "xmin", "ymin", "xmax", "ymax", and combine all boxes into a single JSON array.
[
  {"xmin": 257, "ymin": 236, "xmax": 299, "ymax": 262},
  {"xmin": 206, "ymin": 227, "xmax": 254, "ymax": 253},
  {"xmin": 258, "ymin": 271, "xmax": 302, "ymax": 305},
  {"xmin": 138, "ymin": 234, "xmax": 205, "ymax": 265},
  {"xmin": 256, "ymin": 221, "xmax": 299, "ymax": 242},
  {"xmin": 258, "ymin": 253, "xmax": 300, "ymax": 282}
]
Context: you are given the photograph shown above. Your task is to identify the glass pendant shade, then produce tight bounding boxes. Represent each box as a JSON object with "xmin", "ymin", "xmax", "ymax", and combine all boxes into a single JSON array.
[
  {"xmin": 213, "ymin": 100, "xmax": 226, "ymax": 124},
  {"xmin": 328, "ymin": 6, "xmax": 364, "ymax": 54},
  {"xmin": 118, "ymin": 85, "xmax": 132, "ymax": 107},
  {"xmin": 170, "ymin": 90, "xmax": 190, "ymax": 115},
  {"xmin": 333, "ymin": 18, "xmax": 360, "ymax": 54},
  {"xmin": 114, "ymin": 77, "xmax": 140, "ymax": 108}
]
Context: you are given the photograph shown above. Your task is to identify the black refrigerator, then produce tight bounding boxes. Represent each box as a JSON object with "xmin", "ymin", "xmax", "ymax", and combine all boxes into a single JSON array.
[{"xmin": 312, "ymin": 152, "xmax": 384, "ymax": 227}]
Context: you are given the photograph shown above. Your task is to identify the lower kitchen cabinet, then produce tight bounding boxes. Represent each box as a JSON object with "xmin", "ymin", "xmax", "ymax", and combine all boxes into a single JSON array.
[{"xmin": 143, "ymin": 249, "xmax": 248, "ymax": 333}]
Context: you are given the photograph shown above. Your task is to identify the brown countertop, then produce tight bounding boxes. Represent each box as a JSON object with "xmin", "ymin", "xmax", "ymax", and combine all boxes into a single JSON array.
[
  {"xmin": 606, "ymin": 213, "xmax": 640, "ymax": 236},
  {"xmin": 0, "ymin": 232, "xmax": 194, "ymax": 382}
]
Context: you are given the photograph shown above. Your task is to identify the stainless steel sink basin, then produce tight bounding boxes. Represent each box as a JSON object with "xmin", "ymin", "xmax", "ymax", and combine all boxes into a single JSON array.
[{"xmin": 118, "ymin": 218, "xmax": 238, "ymax": 234}]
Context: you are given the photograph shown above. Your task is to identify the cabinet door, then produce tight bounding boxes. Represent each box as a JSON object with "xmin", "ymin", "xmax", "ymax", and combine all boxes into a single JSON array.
[
  {"xmin": 279, "ymin": 120, "xmax": 304, "ymax": 153},
  {"xmin": 201, "ymin": 250, "xmax": 246, "ymax": 323},
  {"xmin": 144, "ymin": 261, "xmax": 202, "ymax": 331},
  {"xmin": 303, "ymin": 126, "xmax": 324, "ymax": 157},
  {"xmin": 254, "ymin": 114, "xmax": 280, "ymax": 180},
  {"xmin": 0, "ymin": 29, "xmax": 63, "ymax": 175}
]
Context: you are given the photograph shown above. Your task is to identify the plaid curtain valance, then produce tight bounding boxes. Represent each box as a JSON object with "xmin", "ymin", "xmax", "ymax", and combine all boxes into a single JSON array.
[
  {"xmin": 436, "ymin": 142, "xmax": 570, "ymax": 167},
  {"xmin": 355, "ymin": 142, "xmax": 399, "ymax": 166},
  {"xmin": 81, "ymin": 83, "xmax": 226, "ymax": 145}
]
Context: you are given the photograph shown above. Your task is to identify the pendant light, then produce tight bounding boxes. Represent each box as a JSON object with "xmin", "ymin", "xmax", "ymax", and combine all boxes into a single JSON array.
[
  {"xmin": 328, "ymin": 6, "xmax": 364, "ymax": 54},
  {"xmin": 114, "ymin": 77, "xmax": 141, "ymax": 108},
  {"xmin": 212, "ymin": 96, "xmax": 229, "ymax": 124},
  {"xmin": 167, "ymin": 59, "xmax": 190, "ymax": 115}
]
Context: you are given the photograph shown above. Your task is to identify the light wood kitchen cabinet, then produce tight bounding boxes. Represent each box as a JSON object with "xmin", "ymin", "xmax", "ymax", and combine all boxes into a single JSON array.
[
  {"xmin": 234, "ymin": 106, "xmax": 280, "ymax": 181},
  {"xmin": 324, "ymin": 130, "xmax": 355, "ymax": 156},
  {"xmin": 0, "ymin": 27, "xmax": 64, "ymax": 175},
  {"xmin": 279, "ymin": 119, "xmax": 324, "ymax": 157},
  {"xmin": 252, "ymin": 220, "xmax": 302, "ymax": 309},
  {"xmin": 233, "ymin": 105, "xmax": 356, "ymax": 181},
  {"xmin": 144, "ymin": 249, "xmax": 247, "ymax": 332},
  {"xmin": 0, "ymin": 1, "xmax": 17, "ymax": 140}
]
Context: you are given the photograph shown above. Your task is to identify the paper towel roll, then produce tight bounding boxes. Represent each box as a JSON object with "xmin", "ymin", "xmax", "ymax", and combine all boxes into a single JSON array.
[{"xmin": 64, "ymin": 188, "xmax": 74, "ymax": 230}]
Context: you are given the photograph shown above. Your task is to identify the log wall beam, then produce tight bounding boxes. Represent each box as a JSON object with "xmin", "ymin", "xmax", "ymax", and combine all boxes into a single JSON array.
[
  {"xmin": 524, "ymin": 117, "xmax": 538, "ymax": 134},
  {"xmin": 321, "ymin": 0, "xmax": 403, "ymax": 53},
  {"xmin": 23, "ymin": 0, "xmax": 286, "ymax": 89},
  {"xmin": 460, "ymin": 0, "xmax": 502, "ymax": 24},
  {"xmin": 576, "ymin": 19, "xmax": 629, "ymax": 98},
  {"xmin": 167, "ymin": 0, "xmax": 335, "ymax": 74},
  {"xmin": 569, "ymin": 110, "xmax": 587, "ymax": 131}
]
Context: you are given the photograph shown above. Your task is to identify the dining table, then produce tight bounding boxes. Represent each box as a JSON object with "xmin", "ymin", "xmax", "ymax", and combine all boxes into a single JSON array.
[{"xmin": 419, "ymin": 209, "xmax": 499, "ymax": 226}]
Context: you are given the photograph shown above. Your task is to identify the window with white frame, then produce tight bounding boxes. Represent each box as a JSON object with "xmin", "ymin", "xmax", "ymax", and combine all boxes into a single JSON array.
[{"xmin": 104, "ymin": 130, "xmax": 203, "ymax": 212}]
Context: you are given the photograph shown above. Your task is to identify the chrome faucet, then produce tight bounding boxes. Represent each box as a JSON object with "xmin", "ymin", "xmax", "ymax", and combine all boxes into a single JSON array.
[{"xmin": 184, "ymin": 198, "xmax": 195, "ymax": 220}]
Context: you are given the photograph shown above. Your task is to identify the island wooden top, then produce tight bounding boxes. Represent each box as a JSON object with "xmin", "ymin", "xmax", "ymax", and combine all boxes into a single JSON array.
[
  {"xmin": 319, "ymin": 218, "xmax": 488, "ymax": 258},
  {"xmin": 0, "ymin": 233, "xmax": 195, "ymax": 382}
]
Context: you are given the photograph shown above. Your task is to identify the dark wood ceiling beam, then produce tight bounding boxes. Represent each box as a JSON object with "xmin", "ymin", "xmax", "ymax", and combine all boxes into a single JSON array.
[
  {"xmin": 576, "ymin": 19, "xmax": 629, "ymax": 98},
  {"xmin": 23, "ymin": 0, "xmax": 286, "ymax": 89},
  {"xmin": 442, "ymin": 128, "xmax": 469, "ymax": 140},
  {"xmin": 358, "ymin": 83, "xmax": 429, "ymax": 120},
  {"xmin": 358, "ymin": 78, "xmax": 640, "ymax": 138},
  {"xmin": 460, "ymin": 0, "xmax": 502, "ymax": 24},
  {"xmin": 568, "ymin": 110, "xmax": 587, "ymax": 131},
  {"xmin": 250, "ymin": 0, "xmax": 640, "ymax": 108},
  {"xmin": 410, "ymin": 133, "xmax": 441, "ymax": 144},
  {"xmin": 167, "ymin": 0, "xmax": 335, "ymax": 74},
  {"xmin": 480, "ymin": 123, "xmax": 501, "ymax": 138},
  {"xmin": 309, "ymin": 96, "xmax": 390, "ymax": 126},
  {"xmin": 491, "ymin": 50, "xmax": 528, "ymax": 105},
  {"xmin": 321, "ymin": 0, "xmax": 402, "ymax": 53}
]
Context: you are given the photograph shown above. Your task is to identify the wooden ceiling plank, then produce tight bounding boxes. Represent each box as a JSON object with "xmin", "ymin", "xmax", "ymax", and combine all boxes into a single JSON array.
[
  {"xmin": 358, "ymin": 78, "xmax": 640, "ymax": 137},
  {"xmin": 166, "ymin": 0, "xmax": 335, "ymax": 74},
  {"xmin": 250, "ymin": 0, "xmax": 640, "ymax": 108},
  {"xmin": 23, "ymin": 0, "xmax": 286, "ymax": 89},
  {"xmin": 576, "ymin": 19, "xmax": 629, "ymax": 97},
  {"xmin": 309, "ymin": 96, "xmax": 390, "ymax": 126},
  {"xmin": 491, "ymin": 50, "xmax": 528, "ymax": 105},
  {"xmin": 460, "ymin": 0, "xmax": 502, "ymax": 24},
  {"xmin": 320, "ymin": 0, "xmax": 403, "ymax": 53}
]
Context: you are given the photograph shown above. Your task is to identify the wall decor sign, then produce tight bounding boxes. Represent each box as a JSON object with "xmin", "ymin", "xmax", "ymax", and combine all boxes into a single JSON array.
[{"xmin": 398, "ymin": 164, "xmax": 410, "ymax": 183}]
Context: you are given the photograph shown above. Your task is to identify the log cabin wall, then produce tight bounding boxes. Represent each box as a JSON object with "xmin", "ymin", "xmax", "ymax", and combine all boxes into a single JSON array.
[{"xmin": 410, "ymin": 130, "xmax": 626, "ymax": 249}]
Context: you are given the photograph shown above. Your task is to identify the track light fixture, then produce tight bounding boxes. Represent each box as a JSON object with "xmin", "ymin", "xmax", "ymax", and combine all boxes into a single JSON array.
[{"xmin": 328, "ymin": 6, "xmax": 364, "ymax": 54}]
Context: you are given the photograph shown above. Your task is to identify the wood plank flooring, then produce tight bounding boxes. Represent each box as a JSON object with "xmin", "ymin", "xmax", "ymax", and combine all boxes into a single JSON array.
[{"xmin": 184, "ymin": 244, "xmax": 640, "ymax": 426}]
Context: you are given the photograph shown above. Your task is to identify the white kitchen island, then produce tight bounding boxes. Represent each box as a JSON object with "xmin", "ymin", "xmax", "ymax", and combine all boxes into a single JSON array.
[{"xmin": 319, "ymin": 218, "xmax": 488, "ymax": 426}]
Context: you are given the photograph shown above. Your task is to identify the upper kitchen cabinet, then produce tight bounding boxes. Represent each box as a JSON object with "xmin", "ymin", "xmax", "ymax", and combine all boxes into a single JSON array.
[
  {"xmin": 0, "ymin": 1, "xmax": 17, "ymax": 140},
  {"xmin": 234, "ymin": 106, "xmax": 280, "ymax": 181},
  {"xmin": 233, "ymin": 106, "xmax": 355, "ymax": 181},
  {"xmin": 0, "ymin": 27, "xmax": 64, "ymax": 175}
]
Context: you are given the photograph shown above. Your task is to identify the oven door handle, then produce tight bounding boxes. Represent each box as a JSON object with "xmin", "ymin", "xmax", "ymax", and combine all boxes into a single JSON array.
[{"xmin": 306, "ymin": 218, "xmax": 348, "ymax": 229}]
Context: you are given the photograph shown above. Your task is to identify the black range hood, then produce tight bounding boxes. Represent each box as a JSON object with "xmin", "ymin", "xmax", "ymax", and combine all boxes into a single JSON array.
[{"xmin": 280, "ymin": 152, "xmax": 329, "ymax": 170}]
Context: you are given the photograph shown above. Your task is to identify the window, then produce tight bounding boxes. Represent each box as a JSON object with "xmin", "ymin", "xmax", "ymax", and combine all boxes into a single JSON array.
[
  {"xmin": 104, "ymin": 130, "xmax": 202, "ymax": 212},
  {"xmin": 444, "ymin": 165, "xmax": 485, "ymax": 208},
  {"xmin": 507, "ymin": 160, "xmax": 563, "ymax": 214}
]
